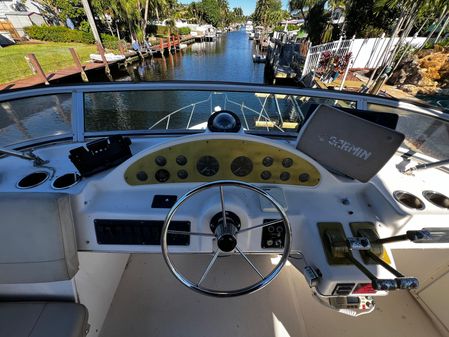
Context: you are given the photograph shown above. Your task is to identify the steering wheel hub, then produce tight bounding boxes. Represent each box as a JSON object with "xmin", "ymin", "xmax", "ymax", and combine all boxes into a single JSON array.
[{"xmin": 210, "ymin": 211, "xmax": 241, "ymax": 252}]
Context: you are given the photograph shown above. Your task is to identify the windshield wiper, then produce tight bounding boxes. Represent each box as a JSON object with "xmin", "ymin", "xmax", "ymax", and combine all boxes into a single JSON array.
[
  {"xmin": 0, "ymin": 147, "xmax": 49, "ymax": 166},
  {"xmin": 404, "ymin": 158, "xmax": 449, "ymax": 173}
]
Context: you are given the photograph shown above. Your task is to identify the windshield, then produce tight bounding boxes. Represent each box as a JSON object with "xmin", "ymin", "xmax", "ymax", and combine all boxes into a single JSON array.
[{"xmin": 1, "ymin": 85, "xmax": 448, "ymax": 161}]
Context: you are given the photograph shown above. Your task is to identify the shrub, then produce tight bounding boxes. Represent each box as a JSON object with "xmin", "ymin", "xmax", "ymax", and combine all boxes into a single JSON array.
[
  {"xmin": 79, "ymin": 20, "xmax": 91, "ymax": 33},
  {"xmin": 100, "ymin": 33, "xmax": 120, "ymax": 49},
  {"xmin": 274, "ymin": 24, "xmax": 301, "ymax": 32},
  {"xmin": 25, "ymin": 25, "xmax": 94, "ymax": 44},
  {"xmin": 177, "ymin": 27, "xmax": 191, "ymax": 35},
  {"xmin": 147, "ymin": 25, "xmax": 171, "ymax": 36},
  {"xmin": 24, "ymin": 25, "xmax": 120, "ymax": 49}
]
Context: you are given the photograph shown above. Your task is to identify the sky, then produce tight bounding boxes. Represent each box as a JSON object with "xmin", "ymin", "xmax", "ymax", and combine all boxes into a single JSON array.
[{"xmin": 178, "ymin": 0, "xmax": 290, "ymax": 16}]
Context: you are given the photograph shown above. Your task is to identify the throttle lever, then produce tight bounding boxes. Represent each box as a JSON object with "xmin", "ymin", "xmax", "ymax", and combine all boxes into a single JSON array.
[
  {"xmin": 395, "ymin": 277, "xmax": 419, "ymax": 289},
  {"xmin": 346, "ymin": 237, "xmax": 371, "ymax": 251},
  {"xmin": 376, "ymin": 230, "xmax": 432, "ymax": 244},
  {"xmin": 365, "ymin": 251, "xmax": 419, "ymax": 289},
  {"xmin": 344, "ymin": 253, "xmax": 397, "ymax": 291}
]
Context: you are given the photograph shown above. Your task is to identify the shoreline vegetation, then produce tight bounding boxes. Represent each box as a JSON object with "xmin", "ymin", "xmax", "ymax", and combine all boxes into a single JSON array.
[
  {"xmin": 0, "ymin": 42, "xmax": 97, "ymax": 84},
  {"xmin": 1, "ymin": 0, "xmax": 449, "ymax": 101}
]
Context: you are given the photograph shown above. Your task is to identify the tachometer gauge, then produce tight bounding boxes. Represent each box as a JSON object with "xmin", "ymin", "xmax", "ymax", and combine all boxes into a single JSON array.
[
  {"xmin": 231, "ymin": 156, "xmax": 253, "ymax": 177},
  {"xmin": 197, "ymin": 156, "xmax": 219, "ymax": 176}
]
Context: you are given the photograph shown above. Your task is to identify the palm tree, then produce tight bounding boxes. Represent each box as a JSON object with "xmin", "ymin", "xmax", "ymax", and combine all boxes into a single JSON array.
[{"xmin": 288, "ymin": 0, "xmax": 319, "ymax": 22}]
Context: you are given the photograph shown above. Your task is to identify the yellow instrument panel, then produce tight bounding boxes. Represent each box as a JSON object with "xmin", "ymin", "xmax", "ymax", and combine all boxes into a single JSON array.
[{"xmin": 124, "ymin": 139, "xmax": 320, "ymax": 186}]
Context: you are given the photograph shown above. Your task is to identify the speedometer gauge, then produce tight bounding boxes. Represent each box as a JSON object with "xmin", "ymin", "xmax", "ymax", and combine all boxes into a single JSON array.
[
  {"xmin": 231, "ymin": 156, "xmax": 253, "ymax": 177},
  {"xmin": 197, "ymin": 156, "xmax": 219, "ymax": 176}
]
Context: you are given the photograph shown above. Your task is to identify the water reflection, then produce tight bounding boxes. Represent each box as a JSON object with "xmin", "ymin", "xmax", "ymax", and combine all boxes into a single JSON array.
[
  {"xmin": 118, "ymin": 31, "xmax": 266, "ymax": 83},
  {"xmin": 0, "ymin": 94, "xmax": 72, "ymax": 146}
]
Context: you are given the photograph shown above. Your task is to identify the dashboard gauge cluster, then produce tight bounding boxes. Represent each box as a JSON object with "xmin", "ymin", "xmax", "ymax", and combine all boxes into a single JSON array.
[{"xmin": 124, "ymin": 139, "xmax": 320, "ymax": 186}]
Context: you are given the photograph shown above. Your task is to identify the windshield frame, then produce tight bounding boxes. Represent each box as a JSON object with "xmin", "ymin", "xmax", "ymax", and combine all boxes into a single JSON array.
[{"xmin": 0, "ymin": 81, "xmax": 448, "ymax": 154}]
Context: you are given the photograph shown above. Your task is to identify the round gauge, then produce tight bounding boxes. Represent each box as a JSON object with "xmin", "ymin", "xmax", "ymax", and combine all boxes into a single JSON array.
[
  {"xmin": 136, "ymin": 171, "xmax": 148, "ymax": 182},
  {"xmin": 260, "ymin": 170, "xmax": 271, "ymax": 180},
  {"xmin": 231, "ymin": 156, "xmax": 253, "ymax": 177},
  {"xmin": 197, "ymin": 156, "xmax": 220, "ymax": 177},
  {"xmin": 282, "ymin": 158, "xmax": 293, "ymax": 168},
  {"xmin": 262, "ymin": 156, "xmax": 274, "ymax": 167},
  {"xmin": 177, "ymin": 169, "xmax": 188, "ymax": 179},
  {"xmin": 299, "ymin": 173, "xmax": 310, "ymax": 182},
  {"xmin": 155, "ymin": 169, "xmax": 170, "ymax": 182},
  {"xmin": 155, "ymin": 156, "xmax": 167, "ymax": 166},
  {"xmin": 280, "ymin": 172, "xmax": 290, "ymax": 181},
  {"xmin": 176, "ymin": 155, "xmax": 187, "ymax": 166}
]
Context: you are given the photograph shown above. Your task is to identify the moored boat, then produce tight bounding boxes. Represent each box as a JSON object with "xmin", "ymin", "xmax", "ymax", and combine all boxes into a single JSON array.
[{"xmin": 90, "ymin": 53, "xmax": 126, "ymax": 63}]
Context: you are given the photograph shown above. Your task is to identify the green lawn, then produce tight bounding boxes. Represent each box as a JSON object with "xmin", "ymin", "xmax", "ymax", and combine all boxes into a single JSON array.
[{"xmin": 0, "ymin": 42, "xmax": 98, "ymax": 84}]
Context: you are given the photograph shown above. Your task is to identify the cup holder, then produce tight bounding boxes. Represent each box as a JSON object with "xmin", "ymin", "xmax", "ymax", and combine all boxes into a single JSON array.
[
  {"xmin": 393, "ymin": 191, "xmax": 425, "ymax": 210},
  {"xmin": 52, "ymin": 173, "xmax": 81, "ymax": 190},
  {"xmin": 17, "ymin": 171, "xmax": 50, "ymax": 189},
  {"xmin": 423, "ymin": 191, "xmax": 449, "ymax": 210}
]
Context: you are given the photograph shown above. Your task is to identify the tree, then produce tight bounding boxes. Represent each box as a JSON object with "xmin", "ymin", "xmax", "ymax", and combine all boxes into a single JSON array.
[
  {"xmin": 344, "ymin": 0, "xmax": 400, "ymax": 38},
  {"xmin": 288, "ymin": 0, "xmax": 319, "ymax": 24},
  {"xmin": 253, "ymin": 0, "xmax": 285, "ymax": 28},
  {"xmin": 36, "ymin": 0, "xmax": 86, "ymax": 26},
  {"xmin": 196, "ymin": 0, "xmax": 222, "ymax": 27},
  {"xmin": 304, "ymin": 1, "xmax": 327, "ymax": 44},
  {"xmin": 233, "ymin": 7, "xmax": 243, "ymax": 18}
]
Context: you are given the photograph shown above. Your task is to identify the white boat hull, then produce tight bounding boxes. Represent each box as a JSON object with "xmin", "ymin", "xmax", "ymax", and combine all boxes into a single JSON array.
[{"xmin": 90, "ymin": 53, "xmax": 125, "ymax": 63}]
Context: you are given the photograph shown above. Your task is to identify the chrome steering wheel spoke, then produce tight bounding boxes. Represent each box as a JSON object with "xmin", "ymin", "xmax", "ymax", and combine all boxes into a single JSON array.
[
  {"xmin": 235, "ymin": 245, "xmax": 264, "ymax": 279},
  {"xmin": 167, "ymin": 230, "xmax": 214, "ymax": 237},
  {"xmin": 197, "ymin": 250, "xmax": 220, "ymax": 286}
]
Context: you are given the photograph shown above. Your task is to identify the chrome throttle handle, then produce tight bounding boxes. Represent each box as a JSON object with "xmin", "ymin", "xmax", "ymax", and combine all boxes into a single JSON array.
[{"xmin": 395, "ymin": 277, "xmax": 419, "ymax": 290}]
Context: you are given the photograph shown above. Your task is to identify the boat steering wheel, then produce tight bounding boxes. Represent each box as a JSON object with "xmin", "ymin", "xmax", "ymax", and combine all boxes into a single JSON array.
[{"xmin": 161, "ymin": 180, "xmax": 292, "ymax": 297}]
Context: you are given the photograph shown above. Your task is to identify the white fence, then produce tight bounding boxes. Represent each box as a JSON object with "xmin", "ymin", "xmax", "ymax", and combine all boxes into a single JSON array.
[
  {"xmin": 301, "ymin": 36, "xmax": 427, "ymax": 79},
  {"xmin": 301, "ymin": 37, "xmax": 353, "ymax": 77},
  {"xmin": 350, "ymin": 36, "xmax": 426, "ymax": 69}
]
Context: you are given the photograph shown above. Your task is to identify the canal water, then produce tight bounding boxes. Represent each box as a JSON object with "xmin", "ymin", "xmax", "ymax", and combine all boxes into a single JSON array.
[
  {"xmin": 119, "ymin": 30, "xmax": 266, "ymax": 83},
  {"xmin": 0, "ymin": 30, "xmax": 277, "ymax": 146}
]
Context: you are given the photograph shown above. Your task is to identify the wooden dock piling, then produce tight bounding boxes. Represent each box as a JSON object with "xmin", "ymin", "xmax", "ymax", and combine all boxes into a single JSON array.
[
  {"xmin": 118, "ymin": 42, "xmax": 126, "ymax": 56},
  {"xmin": 26, "ymin": 53, "xmax": 49, "ymax": 85},
  {"xmin": 96, "ymin": 42, "xmax": 112, "ymax": 80},
  {"xmin": 69, "ymin": 48, "xmax": 89, "ymax": 82}
]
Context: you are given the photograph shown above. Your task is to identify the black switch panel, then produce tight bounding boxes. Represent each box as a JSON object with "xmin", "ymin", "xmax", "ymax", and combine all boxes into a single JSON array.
[
  {"xmin": 261, "ymin": 219, "xmax": 285, "ymax": 249},
  {"xmin": 95, "ymin": 219, "xmax": 190, "ymax": 245},
  {"xmin": 151, "ymin": 195, "xmax": 177, "ymax": 208}
]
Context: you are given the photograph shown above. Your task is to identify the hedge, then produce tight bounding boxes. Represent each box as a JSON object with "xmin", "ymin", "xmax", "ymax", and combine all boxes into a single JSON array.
[
  {"xmin": 148, "ymin": 25, "xmax": 188, "ymax": 36},
  {"xmin": 274, "ymin": 24, "xmax": 301, "ymax": 32},
  {"xmin": 24, "ymin": 26, "xmax": 121, "ymax": 49},
  {"xmin": 148, "ymin": 25, "xmax": 170, "ymax": 36},
  {"xmin": 177, "ymin": 27, "xmax": 191, "ymax": 35}
]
